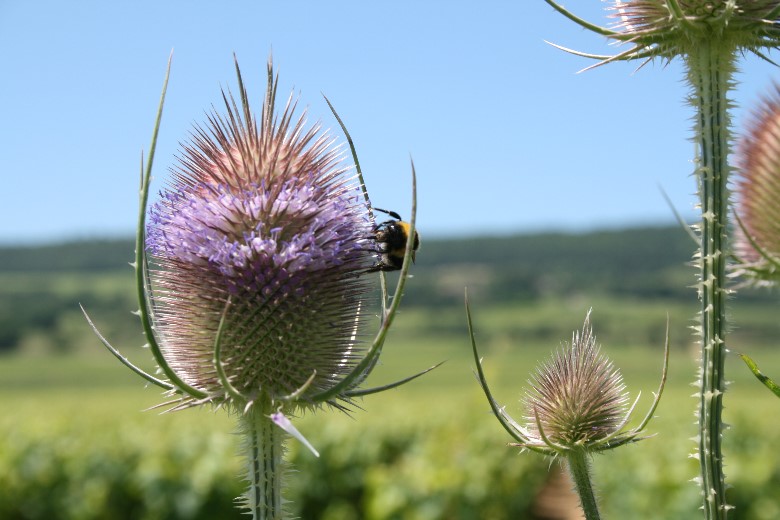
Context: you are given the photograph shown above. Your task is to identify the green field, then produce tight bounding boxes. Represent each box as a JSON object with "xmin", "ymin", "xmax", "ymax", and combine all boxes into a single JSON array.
[
  {"xmin": 3, "ymin": 297, "xmax": 780, "ymax": 519},
  {"xmin": 3, "ymin": 232, "xmax": 780, "ymax": 518}
]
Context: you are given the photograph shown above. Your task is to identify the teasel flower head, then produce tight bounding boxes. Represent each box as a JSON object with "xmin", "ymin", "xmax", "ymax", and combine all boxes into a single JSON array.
[
  {"xmin": 469, "ymin": 305, "xmax": 668, "ymax": 519},
  {"xmin": 81, "ymin": 54, "xmax": 433, "ymax": 519},
  {"xmin": 468, "ymin": 305, "xmax": 669, "ymax": 457},
  {"xmin": 732, "ymin": 83, "xmax": 780, "ymax": 287},
  {"xmin": 522, "ymin": 313, "xmax": 630, "ymax": 451},
  {"xmin": 543, "ymin": 0, "xmax": 780, "ymax": 69},
  {"xmin": 82, "ymin": 53, "xmax": 430, "ymax": 437},
  {"xmin": 143, "ymin": 61, "xmax": 379, "ymax": 412}
]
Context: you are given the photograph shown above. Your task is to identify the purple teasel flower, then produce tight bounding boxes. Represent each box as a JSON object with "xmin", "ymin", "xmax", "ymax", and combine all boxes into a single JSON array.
[{"xmin": 83, "ymin": 55, "xmax": 434, "ymax": 518}]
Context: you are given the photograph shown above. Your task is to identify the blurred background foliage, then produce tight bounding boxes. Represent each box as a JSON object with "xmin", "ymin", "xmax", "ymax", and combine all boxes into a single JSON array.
[{"xmin": 2, "ymin": 226, "xmax": 779, "ymax": 519}]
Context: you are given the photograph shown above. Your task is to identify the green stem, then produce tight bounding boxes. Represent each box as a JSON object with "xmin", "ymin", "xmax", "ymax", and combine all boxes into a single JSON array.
[
  {"xmin": 241, "ymin": 407, "xmax": 286, "ymax": 520},
  {"xmin": 566, "ymin": 450, "xmax": 601, "ymax": 520},
  {"xmin": 687, "ymin": 40, "xmax": 733, "ymax": 519}
]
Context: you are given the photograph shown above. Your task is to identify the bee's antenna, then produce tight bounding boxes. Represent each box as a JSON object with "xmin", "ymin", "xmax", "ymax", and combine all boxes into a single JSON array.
[{"xmin": 374, "ymin": 207, "xmax": 402, "ymax": 221}]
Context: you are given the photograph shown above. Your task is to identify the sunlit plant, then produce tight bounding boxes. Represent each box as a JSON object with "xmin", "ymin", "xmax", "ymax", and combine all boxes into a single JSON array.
[
  {"xmin": 82, "ymin": 55, "xmax": 434, "ymax": 519},
  {"xmin": 543, "ymin": 1, "xmax": 780, "ymax": 516},
  {"xmin": 733, "ymin": 83, "xmax": 780, "ymax": 288},
  {"xmin": 468, "ymin": 305, "xmax": 668, "ymax": 520},
  {"xmin": 732, "ymin": 83, "xmax": 780, "ymax": 399}
]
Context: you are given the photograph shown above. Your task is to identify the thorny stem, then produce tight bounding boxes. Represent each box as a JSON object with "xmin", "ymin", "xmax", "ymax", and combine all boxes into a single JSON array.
[
  {"xmin": 242, "ymin": 405, "xmax": 285, "ymax": 520},
  {"xmin": 567, "ymin": 450, "xmax": 601, "ymax": 520},
  {"xmin": 688, "ymin": 40, "xmax": 732, "ymax": 519}
]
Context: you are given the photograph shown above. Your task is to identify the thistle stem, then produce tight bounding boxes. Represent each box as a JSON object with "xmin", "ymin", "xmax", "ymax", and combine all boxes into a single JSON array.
[
  {"xmin": 687, "ymin": 40, "xmax": 733, "ymax": 519},
  {"xmin": 242, "ymin": 407, "xmax": 286, "ymax": 520},
  {"xmin": 566, "ymin": 450, "xmax": 601, "ymax": 520}
]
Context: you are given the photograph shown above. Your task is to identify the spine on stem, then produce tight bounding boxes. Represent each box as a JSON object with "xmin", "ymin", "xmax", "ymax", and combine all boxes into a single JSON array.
[{"xmin": 687, "ymin": 40, "xmax": 733, "ymax": 519}]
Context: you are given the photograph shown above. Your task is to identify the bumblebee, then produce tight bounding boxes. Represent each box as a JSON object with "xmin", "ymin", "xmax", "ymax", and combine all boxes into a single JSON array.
[{"xmin": 367, "ymin": 207, "xmax": 420, "ymax": 272}]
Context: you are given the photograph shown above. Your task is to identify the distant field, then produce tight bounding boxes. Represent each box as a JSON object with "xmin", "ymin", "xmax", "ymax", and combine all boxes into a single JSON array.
[
  {"xmin": 3, "ymin": 305, "xmax": 780, "ymax": 519},
  {"xmin": 3, "ymin": 228, "xmax": 779, "ymax": 356}
]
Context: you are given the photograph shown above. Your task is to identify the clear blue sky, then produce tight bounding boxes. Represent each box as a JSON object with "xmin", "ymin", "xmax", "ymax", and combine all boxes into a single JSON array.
[{"xmin": 2, "ymin": 1, "xmax": 778, "ymax": 244}]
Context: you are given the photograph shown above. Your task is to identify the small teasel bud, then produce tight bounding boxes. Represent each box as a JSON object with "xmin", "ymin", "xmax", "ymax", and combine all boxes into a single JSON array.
[
  {"xmin": 469, "ymin": 302, "xmax": 668, "ymax": 520},
  {"xmin": 733, "ymin": 83, "xmax": 780, "ymax": 287},
  {"xmin": 523, "ymin": 312, "xmax": 629, "ymax": 450},
  {"xmin": 470, "ymin": 307, "xmax": 666, "ymax": 457}
]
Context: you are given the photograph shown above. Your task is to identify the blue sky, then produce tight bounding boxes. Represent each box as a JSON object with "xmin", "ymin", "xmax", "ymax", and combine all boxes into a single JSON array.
[{"xmin": 2, "ymin": 1, "xmax": 779, "ymax": 244}]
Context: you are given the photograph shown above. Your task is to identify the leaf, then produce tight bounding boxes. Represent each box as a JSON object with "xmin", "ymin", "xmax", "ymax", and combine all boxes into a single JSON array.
[{"xmin": 739, "ymin": 353, "xmax": 780, "ymax": 398}]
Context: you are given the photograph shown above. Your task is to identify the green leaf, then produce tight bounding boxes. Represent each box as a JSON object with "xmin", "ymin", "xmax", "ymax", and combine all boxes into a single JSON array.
[{"xmin": 739, "ymin": 353, "xmax": 780, "ymax": 398}]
